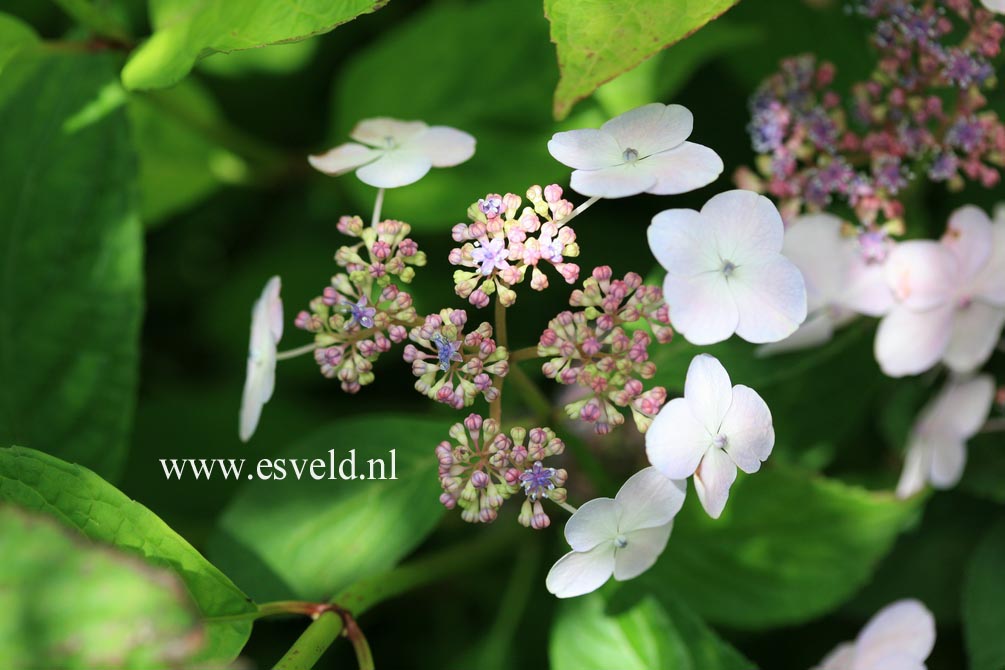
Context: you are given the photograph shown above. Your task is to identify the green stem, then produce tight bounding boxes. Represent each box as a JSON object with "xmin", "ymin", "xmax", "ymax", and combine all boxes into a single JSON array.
[
  {"xmin": 473, "ymin": 539, "xmax": 540, "ymax": 670},
  {"xmin": 276, "ymin": 343, "xmax": 319, "ymax": 361},
  {"xmin": 273, "ymin": 528, "xmax": 513, "ymax": 670},
  {"xmin": 510, "ymin": 346, "xmax": 539, "ymax": 363}
]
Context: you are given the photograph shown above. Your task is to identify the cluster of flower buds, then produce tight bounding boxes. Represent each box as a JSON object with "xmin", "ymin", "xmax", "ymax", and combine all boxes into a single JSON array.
[
  {"xmin": 448, "ymin": 185, "xmax": 581, "ymax": 308},
  {"xmin": 436, "ymin": 414, "xmax": 567, "ymax": 527},
  {"xmin": 294, "ymin": 214, "xmax": 424, "ymax": 392},
  {"xmin": 539, "ymin": 267, "xmax": 672, "ymax": 434},
  {"xmin": 403, "ymin": 309, "xmax": 509, "ymax": 408},
  {"xmin": 738, "ymin": 0, "xmax": 1005, "ymax": 225},
  {"xmin": 334, "ymin": 215, "xmax": 427, "ymax": 284}
]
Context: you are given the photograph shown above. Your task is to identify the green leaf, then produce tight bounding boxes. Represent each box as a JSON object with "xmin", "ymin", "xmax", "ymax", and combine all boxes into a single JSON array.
[
  {"xmin": 0, "ymin": 505, "xmax": 205, "ymax": 670},
  {"xmin": 545, "ymin": 0, "xmax": 741, "ymax": 119},
  {"xmin": 328, "ymin": 0, "xmax": 572, "ymax": 230},
  {"xmin": 964, "ymin": 520, "xmax": 1005, "ymax": 670},
  {"xmin": 0, "ymin": 446, "xmax": 255, "ymax": 664},
  {"xmin": 0, "ymin": 11, "xmax": 37, "ymax": 74},
  {"xmin": 593, "ymin": 19, "xmax": 762, "ymax": 117},
  {"xmin": 51, "ymin": 0, "xmax": 133, "ymax": 43},
  {"xmin": 651, "ymin": 467, "xmax": 920, "ymax": 629},
  {"xmin": 121, "ymin": 0, "xmax": 387, "ymax": 90},
  {"xmin": 0, "ymin": 47, "xmax": 143, "ymax": 480},
  {"xmin": 127, "ymin": 81, "xmax": 248, "ymax": 225},
  {"xmin": 210, "ymin": 414, "xmax": 448, "ymax": 601},
  {"xmin": 550, "ymin": 587, "xmax": 752, "ymax": 670}
]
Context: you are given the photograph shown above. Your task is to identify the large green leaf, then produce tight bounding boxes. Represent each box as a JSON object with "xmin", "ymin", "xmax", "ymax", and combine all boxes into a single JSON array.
[
  {"xmin": 651, "ymin": 467, "xmax": 920, "ymax": 630},
  {"xmin": 121, "ymin": 0, "xmax": 386, "ymax": 90},
  {"xmin": 0, "ymin": 505, "xmax": 204, "ymax": 669},
  {"xmin": 0, "ymin": 446, "xmax": 255, "ymax": 664},
  {"xmin": 550, "ymin": 587, "xmax": 752, "ymax": 670},
  {"xmin": 544, "ymin": 0, "xmax": 741, "ymax": 119},
  {"xmin": 964, "ymin": 521, "xmax": 1005, "ymax": 670},
  {"xmin": 0, "ymin": 47, "xmax": 143, "ymax": 481},
  {"xmin": 328, "ymin": 0, "xmax": 574, "ymax": 230},
  {"xmin": 210, "ymin": 414, "xmax": 448, "ymax": 601}
]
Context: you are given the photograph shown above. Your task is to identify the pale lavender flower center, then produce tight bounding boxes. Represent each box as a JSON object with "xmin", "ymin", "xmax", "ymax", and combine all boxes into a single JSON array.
[
  {"xmin": 432, "ymin": 334, "xmax": 462, "ymax": 371},
  {"xmin": 614, "ymin": 535, "xmax": 628, "ymax": 549},
  {"xmin": 713, "ymin": 433, "xmax": 728, "ymax": 449},
  {"xmin": 346, "ymin": 296, "xmax": 377, "ymax": 329},
  {"xmin": 622, "ymin": 147, "xmax": 640, "ymax": 162}
]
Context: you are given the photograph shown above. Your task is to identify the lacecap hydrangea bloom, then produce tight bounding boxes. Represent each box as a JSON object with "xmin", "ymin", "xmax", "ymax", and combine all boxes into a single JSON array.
[
  {"xmin": 545, "ymin": 467, "xmax": 685, "ymax": 598},
  {"xmin": 309, "ymin": 117, "xmax": 475, "ymax": 188},
  {"xmin": 646, "ymin": 354, "xmax": 774, "ymax": 519},
  {"xmin": 240, "ymin": 276, "xmax": 283, "ymax": 442},
  {"xmin": 897, "ymin": 374, "xmax": 995, "ymax": 499},
  {"xmin": 548, "ymin": 103, "xmax": 724, "ymax": 198},
  {"xmin": 648, "ymin": 189, "xmax": 808, "ymax": 345},
  {"xmin": 813, "ymin": 599, "xmax": 935, "ymax": 670},
  {"xmin": 875, "ymin": 204, "xmax": 1005, "ymax": 377}
]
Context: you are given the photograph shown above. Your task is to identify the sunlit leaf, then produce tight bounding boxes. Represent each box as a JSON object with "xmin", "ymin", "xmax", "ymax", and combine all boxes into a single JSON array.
[
  {"xmin": 545, "ymin": 0, "xmax": 741, "ymax": 119},
  {"xmin": 121, "ymin": 0, "xmax": 387, "ymax": 90},
  {"xmin": 0, "ymin": 446, "xmax": 255, "ymax": 664},
  {"xmin": 0, "ymin": 505, "xmax": 205, "ymax": 670}
]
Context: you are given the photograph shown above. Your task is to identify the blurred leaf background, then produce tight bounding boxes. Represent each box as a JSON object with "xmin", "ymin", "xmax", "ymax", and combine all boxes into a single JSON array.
[{"xmin": 1, "ymin": 0, "xmax": 1003, "ymax": 668}]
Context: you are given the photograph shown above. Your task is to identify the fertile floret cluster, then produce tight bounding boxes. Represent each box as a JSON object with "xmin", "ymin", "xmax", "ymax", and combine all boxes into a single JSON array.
[
  {"xmin": 539, "ymin": 267, "xmax": 672, "ymax": 434},
  {"xmin": 435, "ymin": 414, "xmax": 567, "ymax": 527},
  {"xmin": 449, "ymin": 185, "xmax": 581, "ymax": 307}
]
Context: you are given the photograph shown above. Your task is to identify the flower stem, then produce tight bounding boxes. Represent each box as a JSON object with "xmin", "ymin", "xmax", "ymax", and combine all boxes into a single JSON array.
[
  {"xmin": 276, "ymin": 342, "xmax": 318, "ymax": 361},
  {"xmin": 561, "ymin": 195, "xmax": 600, "ymax": 226},
  {"xmin": 510, "ymin": 346, "xmax": 540, "ymax": 363},
  {"xmin": 555, "ymin": 500, "xmax": 579, "ymax": 515},
  {"xmin": 272, "ymin": 527, "xmax": 514, "ymax": 670},
  {"xmin": 371, "ymin": 188, "xmax": 385, "ymax": 227}
]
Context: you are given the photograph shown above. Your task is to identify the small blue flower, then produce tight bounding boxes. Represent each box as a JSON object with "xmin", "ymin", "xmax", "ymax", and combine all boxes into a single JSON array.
[
  {"xmin": 519, "ymin": 461, "xmax": 557, "ymax": 501},
  {"xmin": 344, "ymin": 296, "xmax": 377, "ymax": 329},
  {"xmin": 432, "ymin": 333, "xmax": 462, "ymax": 371}
]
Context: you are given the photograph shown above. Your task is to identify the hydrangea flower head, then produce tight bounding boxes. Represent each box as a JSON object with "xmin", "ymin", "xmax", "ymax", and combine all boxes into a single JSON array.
[
  {"xmin": 437, "ymin": 416, "xmax": 566, "ymax": 527},
  {"xmin": 240, "ymin": 276, "xmax": 283, "ymax": 442},
  {"xmin": 897, "ymin": 374, "xmax": 995, "ymax": 499},
  {"xmin": 875, "ymin": 205, "xmax": 1005, "ymax": 377},
  {"xmin": 450, "ymin": 185, "xmax": 580, "ymax": 307},
  {"xmin": 545, "ymin": 467, "xmax": 685, "ymax": 598},
  {"xmin": 309, "ymin": 117, "xmax": 475, "ymax": 188},
  {"xmin": 403, "ymin": 309, "xmax": 508, "ymax": 409},
  {"xmin": 648, "ymin": 189, "xmax": 808, "ymax": 345},
  {"xmin": 813, "ymin": 599, "xmax": 935, "ymax": 670},
  {"xmin": 539, "ymin": 266, "xmax": 672, "ymax": 434},
  {"xmin": 646, "ymin": 354, "xmax": 774, "ymax": 519},
  {"xmin": 548, "ymin": 103, "xmax": 723, "ymax": 198}
]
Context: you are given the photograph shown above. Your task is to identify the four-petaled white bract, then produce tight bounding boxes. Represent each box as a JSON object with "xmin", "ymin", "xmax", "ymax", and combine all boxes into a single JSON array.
[
  {"xmin": 309, "ymin": 117, "xmax": 475, "ymax": 189},
  {"xmin": 760, "ymin": 214, "xmax": 894, "ymax": 355},
  {"xmin": 547, "ymin": 103, "xmax": 723, "ymax": 199},
  {"xmin": 648, "ymin": 189, "xmax": 808, "ymax": 345},
  {"xmin": 875, "ymin": 205, "xmax": 1005, "ymax": 377},
  {"xmin": 896, "ymin": 374, "xmax": 995, "ymax": 499},
  {"xmin": 545, "ymin": 467, "xmax": 685, "ymax": 598},
  {"xmin": 646, "ymin": 354, "xmax": 774, "ymax": 519},
  {"xmin": 814, "ymin": 599, "xmax": 935, "ymax": 670},
  {"xmin": 240, "ymin": 276, "xmax": 283, "ymax": 443}
]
